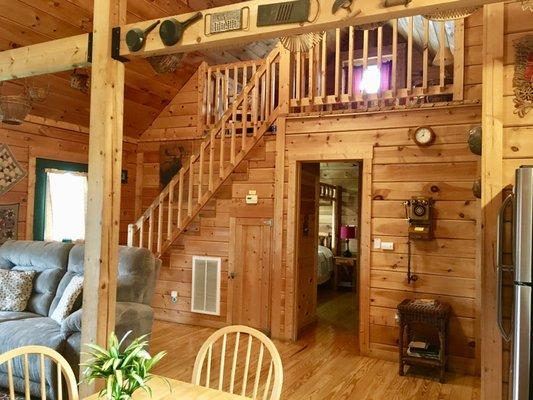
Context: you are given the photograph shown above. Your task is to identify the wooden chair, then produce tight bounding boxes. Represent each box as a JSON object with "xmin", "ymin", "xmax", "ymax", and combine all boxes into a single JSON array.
[
  {"xmin": 0, "ymin": 345, "xmax": 79, "ymax": 400},
  {"xmin": 192, "ymin": 325, "xmax": 283, "ymax": 400}
]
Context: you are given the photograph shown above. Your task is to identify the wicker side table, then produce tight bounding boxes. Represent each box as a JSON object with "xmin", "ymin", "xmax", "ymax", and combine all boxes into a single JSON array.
[{"xmin": 397, "ymin": 299, "xmax": 451, "ymax": 382}]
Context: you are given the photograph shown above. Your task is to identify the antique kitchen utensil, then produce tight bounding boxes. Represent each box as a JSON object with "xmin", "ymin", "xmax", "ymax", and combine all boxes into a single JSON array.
[
  {"xmin": 160, "ymin": 12, "xmax": 203, "ymax": 46},
  {"xmin": 126, "ymin": 20, "xmax": 160, "ymax": 52},
  {"xmin": 383, "ymin": 0, "xmax": 411, "ymax": 6},
  {"xmin": 204, "ymin": 8, "xmax": 250, "ymax": 35},
  {"xmin": 257, "ymin": 0, "xmax": 310, "ymax": 27},
  {"xmin": 332, "ymin": 0, "xmax": 353, "ymax": 14}
]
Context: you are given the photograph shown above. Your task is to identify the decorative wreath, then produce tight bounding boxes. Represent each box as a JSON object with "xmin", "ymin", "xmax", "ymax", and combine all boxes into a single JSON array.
[{"xmin": 512, "ymin": 35, "xmax": 533, "ymax": 118}]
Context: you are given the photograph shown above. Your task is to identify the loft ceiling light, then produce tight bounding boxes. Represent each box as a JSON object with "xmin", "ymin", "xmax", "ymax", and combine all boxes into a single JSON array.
[{"xmin": 423, "ymin": 7, "xmax": 480, "ymax": 21}]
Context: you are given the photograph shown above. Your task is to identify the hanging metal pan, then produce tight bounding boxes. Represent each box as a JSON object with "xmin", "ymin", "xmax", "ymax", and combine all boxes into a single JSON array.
[{"xmin": 160, "ymin": 12, "xmax": 203, "ymax": 46}]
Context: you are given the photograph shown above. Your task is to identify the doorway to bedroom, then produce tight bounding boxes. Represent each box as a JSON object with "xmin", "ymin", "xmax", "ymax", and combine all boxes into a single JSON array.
[{"xmin": 294, "ymin": 161, "xmax": 363, "ymax": 345}]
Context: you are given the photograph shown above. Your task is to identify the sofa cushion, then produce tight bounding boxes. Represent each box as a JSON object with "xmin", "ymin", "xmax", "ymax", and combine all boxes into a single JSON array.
[
  {"xmin": 50, "ymin": 275, "xmax": 83, "ymax": 323},
  {"xmin": 0, "ymin": 311, "xmax": 39, "ymax": 323},
  {"xmin": 62, "ymin": 245, "xmax": 160, "ymax": 305},
  {"xmin": 0, "ymin": 269, "xmax": 36, "ymax": 311},
  {"xmin": 0, "ymin": 241, "xmax": 73, "ymax": 316}
]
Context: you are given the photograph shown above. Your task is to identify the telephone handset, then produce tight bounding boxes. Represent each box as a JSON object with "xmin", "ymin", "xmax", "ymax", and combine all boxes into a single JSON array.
[{"xmin": 403, "ymin": 197, "xmax": 434, "ymax": 283}]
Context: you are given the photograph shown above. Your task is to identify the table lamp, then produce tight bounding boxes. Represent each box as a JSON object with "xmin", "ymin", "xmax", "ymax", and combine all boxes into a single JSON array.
[{"xmin": 340, "ymin": 225, "xmax": 356, "ymax": 257}]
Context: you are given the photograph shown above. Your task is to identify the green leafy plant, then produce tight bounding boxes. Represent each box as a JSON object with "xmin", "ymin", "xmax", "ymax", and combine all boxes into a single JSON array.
[{"xmin": 82, "ymin": 332, "xmax": 166, "ymax": 400}]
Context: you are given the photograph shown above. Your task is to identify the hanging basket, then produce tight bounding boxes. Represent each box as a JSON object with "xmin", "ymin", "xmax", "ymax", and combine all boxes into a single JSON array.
[
  {"xmin": 70, "ymin": 71, "xmax": 90, "ymax": 93},
  {"xmin": 280, "ymin": 32, "xmax": 324, "ymax": 53},
  {"xmin": 424, "ymin": 7, "xmax": 480, "ymax": 21},
  {"xmin": 148, "ymin": 53, "xmax": 184, "ymax": 74},
  {"xmin": 0, "ymin": 95, "xmax": 31, "ymax": 125}
]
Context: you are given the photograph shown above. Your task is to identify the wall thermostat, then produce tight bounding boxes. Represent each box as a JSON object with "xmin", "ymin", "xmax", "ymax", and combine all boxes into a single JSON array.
[{"xmin": 246, "ymin": 190, "xmax": 258, "ymax": 204}]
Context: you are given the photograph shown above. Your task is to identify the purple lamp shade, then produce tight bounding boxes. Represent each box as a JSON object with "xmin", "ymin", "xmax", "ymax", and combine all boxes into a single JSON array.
[{"xmin": 340, "ymin": 225, "xmax": 356, "ymax": 239}]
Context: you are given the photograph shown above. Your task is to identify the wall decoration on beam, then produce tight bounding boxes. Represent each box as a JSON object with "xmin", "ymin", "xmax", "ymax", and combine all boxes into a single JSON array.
[
  {"xmin": 468, "ymin": 126, "xmax": 482, "ymax": 155},
  {"xmin": 257, "ymin": 0, "xmax": 311, "ymax": 26},
  {"xmin": 204, "ymin": 8, "xmax": 250, "ymax": 35},
  {"xmin": 512, "ymin": 35, "xmax": 533, "ymax": 118},
  {"xmin": 148, "ymin": 54, "xmax": 184, "ymax": 74},
  {"xmin": 0, "ymin": 144, "xmax": 27, "ymax": 195},
  {"xmin": 159, "ymin": 13, "xmax": 203, "ymax": 46},
  {"xmin": 70, "ymin": 70, "xmax": 90, "ymax": 93},
  {"xmin": 0, "ymin": 203, "xmax": 19, "ymax": 244}
]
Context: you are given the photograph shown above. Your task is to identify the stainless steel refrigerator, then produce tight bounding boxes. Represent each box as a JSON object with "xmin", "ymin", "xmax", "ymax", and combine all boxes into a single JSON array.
[{"xmin": 497, "ymin": 165, "xmax": 533, "ymax": 400}]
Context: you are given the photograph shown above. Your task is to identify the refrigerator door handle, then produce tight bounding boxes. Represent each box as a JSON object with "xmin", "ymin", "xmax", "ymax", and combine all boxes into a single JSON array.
[{"xmin": 496, "ymin": 193, "xmax": 514, "ymax": 342}]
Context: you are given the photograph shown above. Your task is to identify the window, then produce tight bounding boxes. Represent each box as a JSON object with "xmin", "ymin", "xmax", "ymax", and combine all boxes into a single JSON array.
[
  {"xmin": 44, "ymin": 170, "xmax": 87, "ymax": 242},
  {"xmin": 191, "ymin": 256, "xmax": 221, "ymax": 315},
  {"xmin": 33, "ymin": 159, "xmax": 88, "ymax": 242},
  {"xmin": 360, "ymin": 65, "xmax": 381, "ymax": 94}
]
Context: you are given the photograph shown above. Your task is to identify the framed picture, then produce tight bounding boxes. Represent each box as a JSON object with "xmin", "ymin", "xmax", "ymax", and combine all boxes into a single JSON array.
[{"xmin": 513, "ymin": 35, "xmax": 533, "ymax": 118}]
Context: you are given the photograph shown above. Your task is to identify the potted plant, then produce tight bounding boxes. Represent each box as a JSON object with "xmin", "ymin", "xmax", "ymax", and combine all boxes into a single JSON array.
[{"xmin": 82, "ymin": 332, "xmax": 167, "ymax": 400}]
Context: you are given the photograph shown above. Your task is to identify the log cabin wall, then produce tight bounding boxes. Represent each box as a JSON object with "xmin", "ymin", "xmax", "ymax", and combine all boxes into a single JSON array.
[
  {"xmin": 499, "ymin": 3, "xmax": 533, "ymax": 398},
  {"xmin": 278, "ymin": 104, "xmax": 482, "ymax": 374},
  {"xmin": 0, "ymin": 117, "xmax": 138, "ymax": 245}
]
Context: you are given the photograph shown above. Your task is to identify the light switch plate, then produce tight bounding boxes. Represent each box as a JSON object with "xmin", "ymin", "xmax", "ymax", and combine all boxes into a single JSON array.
[
  {"xmin": 373, "ymin": 238, "xmax": 382, "ymax": 249},
  {"xmin": 381, "ymin": 242, "xmax": 394, "ymax": 250}
]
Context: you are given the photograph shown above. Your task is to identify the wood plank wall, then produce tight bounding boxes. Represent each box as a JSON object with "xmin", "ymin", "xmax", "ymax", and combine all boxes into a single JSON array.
[
  {"xmin": 500, "ymin": 3, "xmax": 533, "ymax": 398},
  {"xmin": 464, "ymin": 10, "xmax": 483, "ymax": 101},
  {"xmin": 0, "ymin": 118, "xmax": 138, "ymax": 244},
  {"xmin": 138, "ymin": 136, "xmax": 276, "ymax": 328},
  {"xmin": 281, "ymin": 104, "xmax": 482, "ymax": 374}
]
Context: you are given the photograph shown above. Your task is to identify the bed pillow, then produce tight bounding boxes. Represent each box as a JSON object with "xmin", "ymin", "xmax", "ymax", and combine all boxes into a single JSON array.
[
  {"xmin": 0, "ymin": 269, "xmax": 36, "ymax": 311},
  {"xmin": 50, "ymin": 275, "xmax": 84, "ymax": 324}
]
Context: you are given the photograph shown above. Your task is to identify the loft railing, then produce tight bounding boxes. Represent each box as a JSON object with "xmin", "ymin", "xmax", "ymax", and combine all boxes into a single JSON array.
[
  {"xmin": 128, "ymin": 46, "xmax": 285, "ymax": 256},
  {"xmin": 290, "ymin": 16, "xmax": 465, "ymax": 111}
]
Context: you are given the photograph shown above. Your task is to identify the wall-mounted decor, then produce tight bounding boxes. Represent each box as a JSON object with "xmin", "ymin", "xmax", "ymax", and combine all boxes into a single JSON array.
[
  {"xmin": 160, "ymin": 143, "xmax": 187, "ymax": 187},
  {"xmin": 280, "ymin": 32, "xmax": 324, "ymax": 53},
  {"xmin": 512, "ymin": 35, "xmax": 533, "ymax": 118},
  {"xmin": 70, "ymin": 70, "xmax": 90, "ymax": 93},
  {"xmin": 0, "ymin": 144, "xmax": 27, "ymax": 195},
  {"xmin": 148, "ymin": 53, "xmax": 184, "ymax": 74},
  {"xmin": 204, "ymin": 8, "xmax": 250, "ymax": 35},
  {"xmin": 159, "ymin": 12, "xmax": 203, "ymax": 47},
  {"xmin": 257, "ymin": 0, "xmax": 311, "ymax": 27},
  {"xmin": 332, "ymin": 0, "xmax": 353, "ymax": 14},
  {"xmin": 522, "ymin": 1, "xmax": 533, "ymax": 12},
  {"xmin": 423, "ymin": 7, "xmax": 480, "ymax": 21},
  {"xmin": 0, "ymin": 203, "xmax": 19, "ymax": 244},
  {"xmin": 0, "ymin": 95, "xmax": 31, "ymax": 125},
  {"xmin": 413, "ymin": 126, "xmax": 436, "ymax": 147},
  {"xmin": 472, "ymin": 179, "xmax": 481, "ymax": 199},
  {"xmin": 468, "ymin": 126, "xmax": 482, "ymax": 155}
]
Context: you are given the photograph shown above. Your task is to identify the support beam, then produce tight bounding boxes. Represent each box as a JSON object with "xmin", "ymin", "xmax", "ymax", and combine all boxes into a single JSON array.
[
  {"xmin": 480, "ymin": 3, "xmax": 504, "ymax": 400},
  {"xmin": 119, "ymin": 0, "xmax": 500, "ymax": 59},
  {"xmin": 0, "ymin": 34, "xmax": 90, "ymax": 81},
  {"xmin": 80, "ymin": 0, "xmax": 126, "ymax": 396}
]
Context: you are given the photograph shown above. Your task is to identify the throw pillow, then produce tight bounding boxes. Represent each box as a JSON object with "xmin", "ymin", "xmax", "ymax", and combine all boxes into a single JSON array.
[
  {"xmin": 50, "ymin": 275, "xmax": 84, "ymax": 324},
  {"xmin": 0, "ymin": 269, "xmax": 36, "ymax": 311}
]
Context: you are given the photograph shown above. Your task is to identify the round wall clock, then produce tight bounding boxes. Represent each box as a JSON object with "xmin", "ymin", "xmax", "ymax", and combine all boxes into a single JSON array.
[{"xmin": 413, "ymin": 126, "xmax": 436, "ymax": 147}]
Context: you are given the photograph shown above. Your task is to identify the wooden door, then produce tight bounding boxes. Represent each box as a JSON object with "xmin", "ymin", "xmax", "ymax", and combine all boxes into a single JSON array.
[
  {"xmin": 229, "ymin": 217, "xmax": 273, "ymax": 334},
  {"xmin": 296, "ymin": 163, "xmax": 320, "ymax": 337}
]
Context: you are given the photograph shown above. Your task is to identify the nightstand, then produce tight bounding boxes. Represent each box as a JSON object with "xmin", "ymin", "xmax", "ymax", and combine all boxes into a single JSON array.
[{"xmin": 333, "ymin": 256, "xmax": 357, "ymax": 291}]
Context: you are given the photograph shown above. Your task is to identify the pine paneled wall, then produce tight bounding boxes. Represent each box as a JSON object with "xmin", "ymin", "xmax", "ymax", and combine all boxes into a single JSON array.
[
  {"xmin": 0, "ymin": 119, "xmax": 138, "ymax": 244},
  {"xmin": 282, "ymin": 104, "xmax": 482, "ymax": 374}
]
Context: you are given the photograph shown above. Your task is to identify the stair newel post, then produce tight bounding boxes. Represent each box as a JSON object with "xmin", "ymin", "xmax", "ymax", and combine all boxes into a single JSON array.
[
  {"xmin": 198, "ymin": 142, "xmax": 205, "ymax": 204},
  {"xmin": 241, "ymin": 86, "xmax": 248, "ymax": 150},
  {"xmin": 148, "ymin": 207, "xmax": 154, "ymax": 252},
  {"xmin": 177, "ymin": 169, "xmax": 185, "ymax": 230},
  {"xmin": 209, "ymin": 130, "xmax": 216, "ymax": 192},
  {"xmin": 278, "ymin": 45, "xmax": 293, "ymax": 115},
  {"xmin": 187, "ymin": 155, "xmax": 195, "ymax": 217},
  {"xmin": 220, "ymin": 116, "xmax": 226, "ymax": 178},
  {"xmin": 167, "ymin": 180, "xmax": 175, "ymax": 240},
  {"xmin": 157, "ymin": 192, "xmax": 164, "ymax": 254}
]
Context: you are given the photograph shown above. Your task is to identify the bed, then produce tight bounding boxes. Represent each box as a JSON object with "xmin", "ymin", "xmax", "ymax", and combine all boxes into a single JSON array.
[{"xmin": 317, "ymin": 244, "xmax": 334, "ymax": 285}]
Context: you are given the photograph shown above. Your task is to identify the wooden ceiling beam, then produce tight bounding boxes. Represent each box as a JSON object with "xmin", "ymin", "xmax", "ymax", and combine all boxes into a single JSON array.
[
  {"xmin": 0, "ymin": 33, "xmax": 90, "ymax": 80},
  {"xmin": 119, "ymin": 0, "xmax": 501, "ymax": 59}
]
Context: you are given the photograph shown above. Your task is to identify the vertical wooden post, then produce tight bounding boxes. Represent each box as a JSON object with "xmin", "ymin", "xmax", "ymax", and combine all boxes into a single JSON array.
[
  {"xmin": 80, "ymin": 0, "xmax": 126, "ymax": 396},
  {"xmin": 481, "ymin": 4, "xmax": 504, "ymax": 400},
  {"xmin": 278, "ymin": 45, "xmax": 292, "ymax": 115},
  {"xmin": 453, "ymin": 18, "xmax": 465, "ymax": 101},
  {"xmin": 197, "ymin": 62, "xmax": 208, "ymax": 136}
]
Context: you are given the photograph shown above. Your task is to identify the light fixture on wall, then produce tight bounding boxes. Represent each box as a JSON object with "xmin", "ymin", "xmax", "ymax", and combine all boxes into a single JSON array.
[{"xmin": 340, "ymin": 225, "xmax": 356, "ymax": 257}]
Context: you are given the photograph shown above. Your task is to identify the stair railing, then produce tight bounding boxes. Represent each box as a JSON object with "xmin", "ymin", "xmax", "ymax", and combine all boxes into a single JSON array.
[{"xmin": 128, "ymin": 45, "xmax": 286, "ymax": 256}]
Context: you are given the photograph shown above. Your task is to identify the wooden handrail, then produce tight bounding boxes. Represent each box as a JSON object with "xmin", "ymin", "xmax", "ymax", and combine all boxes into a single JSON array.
[{"xmin": 128, "ymin": 46, "xmax": 284, "ymax": 256}]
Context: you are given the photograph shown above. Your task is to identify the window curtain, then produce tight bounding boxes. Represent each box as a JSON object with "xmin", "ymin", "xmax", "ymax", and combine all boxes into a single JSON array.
[{"xmin": 44, "ymin": 169, "xmax": 88, "ymax": 242}]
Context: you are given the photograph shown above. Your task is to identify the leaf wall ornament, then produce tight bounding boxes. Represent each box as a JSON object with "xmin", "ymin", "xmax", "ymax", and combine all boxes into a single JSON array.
[{"xmin": 512, "ymin": 35, "xmax": 533, "ymax": 118}]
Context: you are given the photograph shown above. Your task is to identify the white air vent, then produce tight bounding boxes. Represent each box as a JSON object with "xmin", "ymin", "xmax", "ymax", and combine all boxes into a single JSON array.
[{"xmin": 191, "ymin": 256, "xmax": 221, "ymax": 315}]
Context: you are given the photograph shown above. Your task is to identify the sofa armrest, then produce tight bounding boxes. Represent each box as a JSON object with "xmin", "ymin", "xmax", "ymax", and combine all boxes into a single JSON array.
[{"xmin": 60, "ymin": 302, "xmax": 154, "ymax": 339}]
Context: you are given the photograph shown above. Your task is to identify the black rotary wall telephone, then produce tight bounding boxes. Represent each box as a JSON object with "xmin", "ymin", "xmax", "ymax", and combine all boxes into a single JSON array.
[{"xmin": 403, "ymin": 197, "xmax": 434, "ymax": 283}]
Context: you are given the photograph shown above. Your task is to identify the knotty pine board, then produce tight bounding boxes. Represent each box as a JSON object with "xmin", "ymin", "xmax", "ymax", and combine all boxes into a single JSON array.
[{"xmin": 0, "ymin": 119, "xmax": 138, "ymax": 244}]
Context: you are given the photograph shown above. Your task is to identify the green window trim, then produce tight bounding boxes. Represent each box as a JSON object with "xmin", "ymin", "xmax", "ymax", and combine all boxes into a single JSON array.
[{"xmin": 33, "ymin": 158, "xmax": 88, "ymax": 241}]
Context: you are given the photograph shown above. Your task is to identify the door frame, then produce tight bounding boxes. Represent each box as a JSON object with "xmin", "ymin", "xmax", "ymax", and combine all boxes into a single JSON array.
[{"xmin": 285, "ymin": 146, "xmax": 373, "ymax": 354}]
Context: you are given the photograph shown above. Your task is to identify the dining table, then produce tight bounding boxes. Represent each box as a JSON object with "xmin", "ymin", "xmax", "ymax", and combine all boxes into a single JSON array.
[{"xmin": 84, "ymin": 375, "xmax": 250, "ymax": 400}]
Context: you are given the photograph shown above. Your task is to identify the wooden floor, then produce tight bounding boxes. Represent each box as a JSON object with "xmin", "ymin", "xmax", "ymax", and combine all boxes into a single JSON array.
[{"xmin": 150, "ymin": 288, "xmax": 480, "ymax": 399}]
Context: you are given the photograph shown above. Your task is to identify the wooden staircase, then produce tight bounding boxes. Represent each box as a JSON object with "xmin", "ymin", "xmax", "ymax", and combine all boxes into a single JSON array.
[{"xmin": 128, "ymin": 46, "xmax": 284, "ymax": 257}]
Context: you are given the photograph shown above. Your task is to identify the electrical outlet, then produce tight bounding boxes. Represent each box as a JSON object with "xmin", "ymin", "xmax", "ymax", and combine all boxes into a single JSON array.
[
  {"xmin": 373, "ymin": 238, "xmax": 382, "ymax": 249},
  {"xmin": 381, "ymin": 242, "xmax": 394, "ymax": 250}
]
